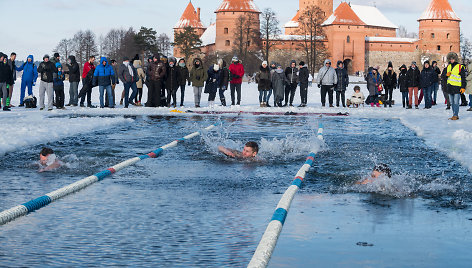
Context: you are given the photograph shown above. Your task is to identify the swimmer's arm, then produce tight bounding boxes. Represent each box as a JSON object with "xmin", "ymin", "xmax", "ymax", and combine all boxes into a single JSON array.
[
  {"xmin": 218, "ymin": 146, "xmax": 242, "ymax": 158},
  {"xmin": 356, "ymin": 178, "xmax": 372, "ymax": 185},
  {"xmin": 38, "ymin": 160, "xmax": 61, "ymax": 172}
]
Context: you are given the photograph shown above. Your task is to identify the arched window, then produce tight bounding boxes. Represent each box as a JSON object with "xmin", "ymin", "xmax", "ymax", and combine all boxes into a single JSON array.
[
  {"xmin": 347, "ymin": 35, "xmax": 351, "ymax": 43},
  {"xmin": 437, "ymin": 45, "xmax": 441, "ymax": 51},
  {"xmin": 224, "ymin": 28, "xmax": 229, "ymax": 34},
  {"xmin": 431, "ymin": 33, "xmax": 435, "ymax": 39},
  {"xmin": 447, "ymin": 33, "xmax": 450, "ymax": 39},
  {"xmin": 225, "ymin": 40, "xmax": 230, "ymax": 46},
  {"xmin": 450, "ymin": 45, "xmax": 453, "ymax": 51}
]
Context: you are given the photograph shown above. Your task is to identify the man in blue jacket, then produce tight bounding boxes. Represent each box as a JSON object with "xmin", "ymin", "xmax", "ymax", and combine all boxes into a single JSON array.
[
  {"xmin": 16, "ymin": 55, "xmax": 38, "ymax": 106},
  {"xmin": 93, "ymin": 57, "xmax": 116, "ymax": 108}
]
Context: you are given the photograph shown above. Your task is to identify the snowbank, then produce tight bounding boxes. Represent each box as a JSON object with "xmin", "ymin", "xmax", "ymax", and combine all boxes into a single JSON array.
[{"xmin": 4, "ymin": 77, "xmax": 472, "ymax": 173}]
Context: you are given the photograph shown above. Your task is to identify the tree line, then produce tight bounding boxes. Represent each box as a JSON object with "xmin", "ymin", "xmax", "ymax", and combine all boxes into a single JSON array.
[{"xmin": 54, "ymin": 27, "xmax": 171, "ymax": 70}]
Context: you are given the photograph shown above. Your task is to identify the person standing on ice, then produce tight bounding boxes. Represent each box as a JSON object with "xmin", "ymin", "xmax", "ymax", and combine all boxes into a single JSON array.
[
  {"xmin": 398, "ymin": 65, "xmax": 409, "ymax": 108},
  {"xmin": 105, "ymin": 59, "xmax": 119, "ymax": 107},
  {"xmin": 53, "ymin": 62, "xmax": 66, "ymax": 109},
  {"xmin": 406, "ymin": 61, "xmax": 420, "ymax": 109},
  {"xmin": 93, "ymin": 57, "xmax": 116, "ymax": 108},
  {"xmin": 0, "ymin": 54, "xmax": 13, "ymax": 111},
  {"xmin": 37, "ymin": 54, "xmax": 56, "ymax": 111},
  {"xmin": 145, "ymin": 55, "xmax": 166, "ymax": 107},
  {"xmin": 190, "ymin": 58, "xmax": 207, "ymax": 108},
  {"xmin": 65, "ymin": 55, "xmax": 80, "ymax": 107},
  {"xmin": 78, "ymin": 55, "xmax": 96, "ymax": 108},
  {"xmin": 267, "ymin": 61, "xmax": 277, "ymax": 107},
  {"xmin": 271, "ymin": 64, "xmax": 289, "ymax": 107},
  {"xmin": 177, "ymin": 58, "xmax": 189, "ymax": 107},
  {"xmin": 465, "ymin": 62, "xmax": 472, "ymax": 112},
  {"xmin": 298, "ymin": 61, "xmax": 309, "ymax": 107},
  {"xmin": 165, "ymin": 57, "xmax": 180, "ymax": 107},
  {"xmin": 132, "ymin": 59, "xmax": 145, "ymax": 106},
  {"xmin": 16, "ymin": 55, "xmax": 38, "ymax": 107},
  {"xmin": 443, "ymin": 52, "xmax": 467, "ymax": 120},
  {"xmin": 229, "ymin": 56, "xmax": 244, "ymax": 106},
  {"xmin": 118, "ymin": 57, "xmax": 139, "ymax": 108},
  {"xmin": 334, "ymin": 61, "xmax": 349, "ymax": 107},
  {"xmin": 6, "ymin": 53, "xmax": 18, "ymax": 108},
  {"xmin": 284, "ymin": 60, "xmax": 298, "ymax": 107},
  {"xmin": 420, "ymin": 60, "xmax": 435, "ymax": 109},
  {"xmin": 205, "ymin": 63, "xmax": 221, "ymax": 108},
  {"xmin": 365, "ymin": 67, "xmax": 382, "ymax": 107},
  {"xmin": 431, "ymin": 61, "xmax": 441, "ymax": 105},
  {"xmin": 317, "ymin": 59, "xmax": 337, "ymax": 107},
  {"xmin": 217, "ymin": 59, "xmax": 229, "ymax": 107},
  {"xmin": 382, "ymin": 62, "xmax": 397, "ymax": 108},
  {"xmin": 255, "ymin": 61, "xmax": 271, "ymax": 107}
]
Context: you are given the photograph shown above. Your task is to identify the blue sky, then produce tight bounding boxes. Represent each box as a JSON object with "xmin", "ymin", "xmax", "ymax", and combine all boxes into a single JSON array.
[{"xmin": 2, "ymin": 0, "xmax": 471, "ymax": 61}]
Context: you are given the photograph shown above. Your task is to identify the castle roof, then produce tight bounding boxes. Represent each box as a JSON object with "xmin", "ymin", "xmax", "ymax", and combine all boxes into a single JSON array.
[
  {"xmin": 323, "ymin": 2, "xmax": 366, "ymax": 26},
  {"xmin": 418, "ymin": 0, "xmax": 460, "ymax": 21},
  {"xmin": 350, "ymin": 4, "xmax": 397, "ymax": 29},
  {"xmin": 174, "ymin": 1, "xmax": 205, "ymax": 29},
  {"xmin": 284, "ymin": 10, "xmax": 300, "ymax": 28},
  {"xmin": 215, "ymin": 0, "xmax": 260, "ymax": 13}
]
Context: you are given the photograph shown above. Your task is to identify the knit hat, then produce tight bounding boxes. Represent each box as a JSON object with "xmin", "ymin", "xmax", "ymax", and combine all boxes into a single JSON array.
[
  {"xmin": 123, "ymin": 56, "xmax": 129, "ymax": 62},
  {"xmin": 54, "ymin": 52, "xmax": 60, "ymax": 58},
  {"xmin": 232, "ymin": 56, "xmax": 238, "ymax": 62},
  {"xmin": 262, "ymin": 61, "xmax": 268, "ymax": 66},
  {"xmin": 388, "ymin": 61, "xmax": 393, "ymax": 68},
  {"xmin": 55, "ymin": 62, "xmax": 62, "ymax": 68},
  {"xmin": 411, "ymin": 61, "xmax": 417, "ymax": 66},
  {"xmin": 299, "ymin": 61, "xmax": 305, "ymax": 66},
  {"xmin": 43, "ymin": 54, "xmax": 50, "ymax": 60}
]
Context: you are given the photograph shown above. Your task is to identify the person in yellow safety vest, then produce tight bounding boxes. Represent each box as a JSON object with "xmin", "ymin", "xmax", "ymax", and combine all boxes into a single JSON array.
[{"xmin": 443, "ymin": 52, "xmax": 467, "ymax": 120}]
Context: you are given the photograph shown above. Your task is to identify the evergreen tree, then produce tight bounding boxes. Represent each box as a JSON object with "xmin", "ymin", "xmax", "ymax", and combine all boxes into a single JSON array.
[{"xmin": 173, "ymin": 26, "xmax": 202, "ymax": 61}]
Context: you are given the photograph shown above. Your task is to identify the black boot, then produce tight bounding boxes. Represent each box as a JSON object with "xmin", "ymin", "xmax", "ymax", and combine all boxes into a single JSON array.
[{"xmin": 221, "ymin": 98, "xmax": 226, "ymax": 106}]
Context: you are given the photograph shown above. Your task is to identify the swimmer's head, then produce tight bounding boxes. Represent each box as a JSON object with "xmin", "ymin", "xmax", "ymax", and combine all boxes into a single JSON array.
[
  {"xmin": 372, "ymin": 163, "xmax": 392, "ymax": 178},
  {"xmin": 242, "ymin": 141, "xmax": 259, "ymax": 158},
  {"xmin": 40, "ymin": 147, "xmax": 54, "ymax": 165}
]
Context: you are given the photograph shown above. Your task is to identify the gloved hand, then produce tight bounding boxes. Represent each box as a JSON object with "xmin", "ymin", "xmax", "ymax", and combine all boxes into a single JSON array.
[
  {"xmin": 33, "ymin": 82, "xmax": 36, "ymax": 86},
  {"xmin": 213, "ymin": 79, "xmax": 216, "ymax": 82},
  {"xmin": 317, "ymin": 84, "xmax": 321, "ymax": 88},
  {"xmin": 447, "ymin": 72, "xmax": 451, "ymax": 77},
  {"xmin": 460, "ymin": 88, "xmax": 465, "ymax": 94}
]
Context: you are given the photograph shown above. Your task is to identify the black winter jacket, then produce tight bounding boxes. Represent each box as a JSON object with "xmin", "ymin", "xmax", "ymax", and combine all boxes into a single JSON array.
[
  {"xmin": 406, "ymin": 67, "xmax": 420, "ymax": 88},
  {"xmin": 383, "ymin": 70, "xmax": 397, "ymax": 89},
  {"xmin": 166, "ymin": 65, "xmax": 180, "ymax": 91},
  {"xmin": 420, "ymin": 67, "xmax": 436, "ymax": 89},
  {"xmin": 299, "ymin": 66, "xmax": 309, "ymax": 88},
  {"xmin": 177, "ymin": 66, "xmax": 189, "ymax": 86},
  {"xmin": 335, "ymin": 67, "xmax": 349, "ymax": 91},
  {"xmin": 256, "ymin": 66, "xmax": 271, "ymax": 91},
  {"xmin": 398, "ymin": 70, "xmax": 409, "ymax": 92},
  {"xmin": 37, "ymin": 61, "xmax": 56, "ymax": 83},
  {"xmin": 66, "ymin": 56, "xmax": 81, "ymax": 82},
  {"xmin": 0, "ymin": 62, "xmax": 13, "ymax": 84}
]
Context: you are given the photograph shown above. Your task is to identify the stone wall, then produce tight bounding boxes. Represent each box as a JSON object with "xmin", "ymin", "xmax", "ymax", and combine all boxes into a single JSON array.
[{"xmin": 365, "ymin": 50, "xmax": 421, "ymax": 72}]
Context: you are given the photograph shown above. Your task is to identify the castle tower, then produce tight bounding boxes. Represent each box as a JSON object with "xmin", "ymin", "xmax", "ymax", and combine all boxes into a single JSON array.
[
  {"xmin": 214, "ymin": 0, "xmax": 261, "ymax": 53},
  {"xmin": 173, "ymin": 1, "xmax": 206, "ymax": 57},
  {"xmin": 299, "ymin": 0, "xmax": 333, "ymax": 19},
  {"xmin": 418, "ymin": 0, "xmax": 461, "ymax": 59}
]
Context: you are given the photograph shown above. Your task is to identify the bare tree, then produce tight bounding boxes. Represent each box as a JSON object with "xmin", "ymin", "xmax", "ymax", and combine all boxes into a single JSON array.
[
  {"xmin": 461, "ymin": 34, "xmax": 472, "ymax": 64},
  {"xmin": 260, "ymin": 8, "xmax": 281, "ymax": 62},
  {"xmin": 54, "ymin": 38, "xmax": 74, "ymax": 62},
  {"xmin": 72, "ymin": 30, "xmax": 85, "ymax": 68},
  {"xmin": 157, "ymin": 33, "xmax": 171, "ymax": 57},
  {"xmin": 397, "ymin": 25, "xmax": 418, "ymax": 39},
  {"xmin": 296, "ymin": 5, "xmax": 329, "ymax": 76},
  {"xmin": 103, "ymin": 28, "xmax": 127, "ymax": 61},
  {"xmin": 232, "ymin": 13, "xmax": 261, "ymax": 65},
  {"xmin": 83, "ymin": 30, "xmax": 98, "ymax": 61}
]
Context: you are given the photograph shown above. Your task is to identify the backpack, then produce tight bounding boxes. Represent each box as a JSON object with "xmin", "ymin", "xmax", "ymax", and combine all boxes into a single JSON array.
[{"xmin": 24, "ymin": 95, "xmax": 37, "ymax": 108}]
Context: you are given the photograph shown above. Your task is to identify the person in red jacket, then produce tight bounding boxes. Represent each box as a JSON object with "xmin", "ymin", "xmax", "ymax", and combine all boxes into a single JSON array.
[
  {"xmin": 228, "ymin": 56, "xmax": 245, "ymax": 106},
  {"xmin": 78, "ymin": 55, "xmax": 96, "ymax": 108}
]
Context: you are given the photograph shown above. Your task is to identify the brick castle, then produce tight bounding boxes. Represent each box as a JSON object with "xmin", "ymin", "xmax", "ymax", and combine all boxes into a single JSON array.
[{"xmin": 173, "ymin": 0, "xmax": 461, "ymax": 73}]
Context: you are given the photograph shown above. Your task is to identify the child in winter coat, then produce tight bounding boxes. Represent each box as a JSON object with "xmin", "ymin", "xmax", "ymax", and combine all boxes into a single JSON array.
[
  {"xmin": 348, "ymin": 86, "xmax": 365, "ymax": 108},
  {"xmin": 53, "ymin": 62, "xmax": 65, "ymax": 109}
]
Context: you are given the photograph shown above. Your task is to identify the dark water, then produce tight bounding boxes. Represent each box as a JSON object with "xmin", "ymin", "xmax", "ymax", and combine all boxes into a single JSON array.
[{"xmin": 0, "ymin": 115, "xmax": 471, "ymax": 267}]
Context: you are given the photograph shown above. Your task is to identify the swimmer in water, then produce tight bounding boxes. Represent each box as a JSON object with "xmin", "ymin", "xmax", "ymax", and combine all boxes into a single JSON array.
[
  {"xmin": 357, "ymin": 163, "xmax": 392, "ymax": 184},
  {"xmin": 218, "ymin": 141, "xmax": 259, "ymax": 159},
  {"xmin": 39, "ymin": 147, "xmax": 61, "ymax": 172}
]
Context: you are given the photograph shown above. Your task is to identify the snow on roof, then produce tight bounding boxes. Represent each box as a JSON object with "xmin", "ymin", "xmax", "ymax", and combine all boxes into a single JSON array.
[
  {"xmin": 418, "ymin": 0, "xmax": 460, "ymax": 21},
  {"xmin": 272, "ymin": 35, "xmax": 325, "ymax": 41},
  {"xmin": 284, "ymin": 10, "xmax": 300, "ymax": 28},
  {"xmin": 174, "ymin": 1, "xmax": 205, "ymax": 29},
  {"xmin": 322, "ymin": 2, "xmax": 366, "ymax": 26},
  {"xmin": 350, "ymin": 4, "xmax": 398, "ymax": 29},
  {"xmin": 365, "ymin": 36, "xmax": 418, "ymax": 43},
  {"xmin": 215, "ymin": 0, "xmax": 260, "ymax": 13},
  {"xmin": 200, "ymin": 23, "xmax": 216, "ymax": 47}
]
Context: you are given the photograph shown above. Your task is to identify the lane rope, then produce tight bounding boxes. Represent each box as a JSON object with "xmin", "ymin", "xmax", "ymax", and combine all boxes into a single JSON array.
[
  {"xmin": 248, "ymin": 123, "xmax": 324, "ymax": 268},
  {"xmin": 0, "ymin": 123, "xmax": 217, "ymax": 226}
]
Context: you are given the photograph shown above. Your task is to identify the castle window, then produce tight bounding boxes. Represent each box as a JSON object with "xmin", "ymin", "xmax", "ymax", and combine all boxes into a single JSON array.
[
  {"xmin": 447, "ymin": 33, "xmax": 450, "ymax": 39},
  {"xmin": 450, "ymin": 45, "xmax": 453, "ymax": 51},
  {"xmin": 224, "ymin": 28, "xmax": 229, "ymax": 34},
  {"xmin": 431, "ymin": 33, "xmax": 435, "ymax": 39},
  {"xmin": 247, "ymin": 41, "xmax": 251, "ymax": 46},
  {"xmin": 437, "ymin": 45, "xmax": 441, "ymax": 51},
  {"xmin": 347, "ymin": 36, "xmax": 350, "ymax": 43},
  {"xmin": 225, "ymin": 40, "xmax": 230, "ymax": 46}
]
